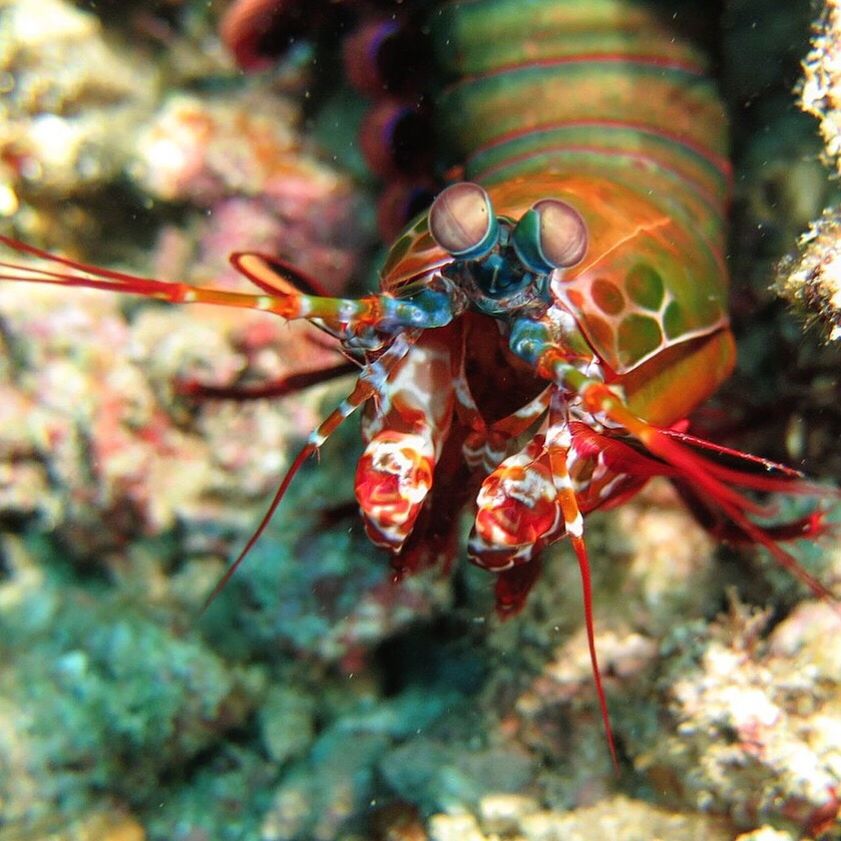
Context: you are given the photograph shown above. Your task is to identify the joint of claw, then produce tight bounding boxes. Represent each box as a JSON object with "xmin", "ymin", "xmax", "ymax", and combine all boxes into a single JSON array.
[{"xmin": 580, "ymin": 382, "xmax": 619, "ymax": 414}]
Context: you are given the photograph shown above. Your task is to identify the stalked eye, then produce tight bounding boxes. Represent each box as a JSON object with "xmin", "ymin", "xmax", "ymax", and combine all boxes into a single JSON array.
[
  {"xmin": 428, "ymin": 182, "xmax": 499, "ymax": 260},
  {"xmin": 511, "ymin": 199, "xmax": 588, "ymax": 274}
]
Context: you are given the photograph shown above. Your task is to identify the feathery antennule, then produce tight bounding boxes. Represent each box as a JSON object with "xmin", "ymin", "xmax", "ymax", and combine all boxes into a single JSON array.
[
  {"xmin": 0, "ymin": 237, "xmax": 391, "ymax": 333},
  {"xmin": 0, "ymin": 234, "xmax": 288, "ymax": 309}
]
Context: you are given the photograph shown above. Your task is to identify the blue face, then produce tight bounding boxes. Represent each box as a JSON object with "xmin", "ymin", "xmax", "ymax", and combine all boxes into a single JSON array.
[
  {"xmin": 472, "ymin": 251, "xmax": 529, "ymax": 300},
  {"xmin": 442, "ymin": 223, "xmax": 553, "ymax": 317}
]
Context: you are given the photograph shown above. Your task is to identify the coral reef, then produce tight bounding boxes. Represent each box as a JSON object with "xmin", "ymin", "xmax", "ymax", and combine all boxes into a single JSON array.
[
  {"xmin": 0, "ymin": 0, "xmax": 156, "ymax": 199},
  {"xmin": 427, "ymin": 795, "xmax": 733, "ymax": 841},
  {"xmin": 131, "ymin": 89, "xmax": 362, "ymax": 293},
  {"xmin": 722, "ymin": 0, "xmax": 841, "ymax": 481},
  {"xmin": 774, "ymin": 0, "xmax": 841, "ymax": 340},
  {"xmin": 0, "ymin": 1, "xmax": 838, "ymax": 840},
  {"xmin": 0, "ymin": 0, "xmax": 369, "ymax": 566},
  {"xmin": 0, "ymin": 274, "xmax": 333, "ymax": 560},
  {"xmin": 800, "ymin": 0, "xmax": 841, "ymax": 176},
  {"xmin": 0, "ymin": 533, "xmax": 263, "ymax": 835},
  {"xmin": 0, "ymin": 0, "xmax": 158, "ymax": 255},
  {"xmin": 777, "ymin": 209, "xmax": 841, "ymax": 341},
  {"xmin": 636, "ymin": 597, "xmax": 841, "ymax": 836}
]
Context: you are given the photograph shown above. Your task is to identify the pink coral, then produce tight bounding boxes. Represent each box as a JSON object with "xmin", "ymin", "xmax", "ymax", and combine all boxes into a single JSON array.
[
  {"xmin": 132, "ymin": 90, "xmax": 365, "ymax": 294},
  {"xmin": 0, "ymin": 279, "xmax": 335, "ymax": 559}
]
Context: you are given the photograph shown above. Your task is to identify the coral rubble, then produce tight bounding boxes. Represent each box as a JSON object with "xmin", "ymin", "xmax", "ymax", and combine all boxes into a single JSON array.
[{"xmin": 637, "ymin": 598, "xmax": 841, "ymax": 836}]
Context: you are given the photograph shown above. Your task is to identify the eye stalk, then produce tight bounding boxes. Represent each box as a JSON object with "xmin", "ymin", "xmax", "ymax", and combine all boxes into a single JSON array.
[
  {"xmin": 428, "ymin": 184, "xmax": 588, "ymax": 319},
  {"xmin": 428, "ymin": 182, "xmax": 499, "ymax": 260},
  {"xmin": 511, "ymin": 199, "xmax": 588, "ymax": 274}
]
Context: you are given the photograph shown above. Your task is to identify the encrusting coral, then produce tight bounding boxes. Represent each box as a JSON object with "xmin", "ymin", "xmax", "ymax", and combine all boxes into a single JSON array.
[{"xmin": 775, "ymin": 0, "xmax": 841, "ymax": 339}]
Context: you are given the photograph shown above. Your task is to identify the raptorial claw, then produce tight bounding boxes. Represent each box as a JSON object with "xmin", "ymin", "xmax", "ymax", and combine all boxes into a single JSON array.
[
  {"xmin": 355, "ymin": 430, "xmax": 435, "ymax": 551},
  {"xmin": 468, "ymin": 438, "xmax": 562, "ymax": 571}
]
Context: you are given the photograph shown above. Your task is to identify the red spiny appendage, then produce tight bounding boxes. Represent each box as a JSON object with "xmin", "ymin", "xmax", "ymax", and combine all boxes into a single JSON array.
[
  {"xmin": 729, "ymin": 515, "xmax": 839, "ymax": 608},
  {"xmin": 683, "ymin": 502, "xmax": 829, "ymax": 546},
  {"xmin": 640, "ymin": 430, "xmax": 839, "ymax": 607},
  {"xmin": 564, "ymin": 529, "xmax": 619, "ymax": 772},
  {"xmin": 201, "ymin": 442, "xmax": 315, "ymax": 612},
  {"xmin": 176, "ymin": 362, "xmax": 356, "ymax": 401},
  {"xmin": 0, "ymin": 235, "xmax": 190, "ymax": 299},
  {"xmin": 662, "ymin": 426, "xmax": 803, "ymax": 477},
  {"xmin": 570, "ymin": 422, "xmax": 675, "ymax": 480},
  {"xmin": 580, "ymin": 384, "xmax": 838, "ymax": 608},
  {"xmin": 653, "ymin": 425, "xmax": 841, "ymax": 503},
  {"xmin": 355, "ymin": 431, "xmax": 435, "ymax": 552},
  {"xmin": 792, "ymin": 509, "xmax": 831, "ymax": 540},
  {"xmin": 229, "ymin": 252, "xmax": 334, "ymax": 299}
]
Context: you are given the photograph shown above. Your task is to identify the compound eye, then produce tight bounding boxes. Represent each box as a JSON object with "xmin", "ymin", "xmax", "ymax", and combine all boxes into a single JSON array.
[
  {"xmin": 428, "ymin": 182, "xmax": 499, "ymax": 259},
  {"xmin": 511, "ymin": 199, "xmax": 588, "ymax": 273}
]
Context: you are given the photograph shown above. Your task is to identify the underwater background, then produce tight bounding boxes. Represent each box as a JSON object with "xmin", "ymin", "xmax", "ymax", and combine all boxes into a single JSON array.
[{"xmin": 0, "ymin": 1, "xmax": 839, "ymax": 839}]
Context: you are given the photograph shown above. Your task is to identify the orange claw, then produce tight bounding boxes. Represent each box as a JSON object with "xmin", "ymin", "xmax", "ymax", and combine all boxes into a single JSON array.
[
  {"xmin": 355, "ymin": 431, "xmax": 435, "ymax": 552},
  {"xmin": 469, "ymin": 438, "xmax": 562, "ymax": 571}
]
